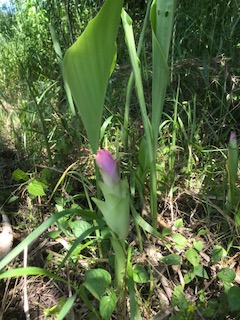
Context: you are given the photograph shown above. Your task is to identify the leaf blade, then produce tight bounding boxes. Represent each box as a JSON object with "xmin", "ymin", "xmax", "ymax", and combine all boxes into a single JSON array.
[{"xmin": 63, "ymin": 0, "xmax": 123, "ymax": 152}]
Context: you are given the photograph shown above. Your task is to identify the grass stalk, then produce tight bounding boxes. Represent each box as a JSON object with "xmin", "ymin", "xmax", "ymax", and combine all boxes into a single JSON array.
[
  {"xmin": 26, "ymin": 81, "xmax": 53, "ymax": 166},
  {"xmin": 123, "ymin": 0, "xmax": 151, "ymax": 150},
  {"xmin": 122, "ymin": 9, "xmax": 156, "ymax": 227}
]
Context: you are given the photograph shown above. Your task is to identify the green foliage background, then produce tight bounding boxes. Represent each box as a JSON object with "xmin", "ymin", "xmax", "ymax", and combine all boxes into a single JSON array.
[{"xmin": 0, "ymin": 0, "xmax": 240, "ymax": 318}]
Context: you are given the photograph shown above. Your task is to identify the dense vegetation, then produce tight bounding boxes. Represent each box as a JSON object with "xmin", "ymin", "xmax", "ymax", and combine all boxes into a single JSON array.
[{"xmin": 0, "ymin": 0, "xmax": 240, "ymax": 319}]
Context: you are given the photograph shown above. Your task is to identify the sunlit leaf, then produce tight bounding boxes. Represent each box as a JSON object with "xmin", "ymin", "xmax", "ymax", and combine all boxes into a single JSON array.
[
  {"xmin": 133, "ymin": 265, "xmax": 149, "ymax": 283},
  {"xmin": 193, "ymin": 265, "xmax": 209, "ymax": 279},
  {"xmin": 83, "ymin": 268, "xmax": 112, "ymax": 300},
  {"xmin": 27, "ymin": 179, "xmax": 47, "ymax": 197},
  {"xmin": 100, "ymin": 292, "xmax": 117, "ymax": 320},
  {"xmin": 186, "ymin": 248, "xmax": 200, "ymax": 267},
  {"xmin": 174, "ymin": 218, "xmax": 183, "ymax": 229},
  {"xmin": 172, "ymin": 233, "xmax": 187, "ymax": 249},
  {"xmin": 63, "ymin": 0, "xmax": 123, "ymax": 152},
  {"xmin": 197, "ymin": 229, "xmax": 209, "ymax": 236},
  {"xmin": 172, "ymin": 285, "xmax": 188, "ymax": 310},
  {"xmin": 212, "ymin": 245, "xmax": 227, "ymax": 264},
  {"xmin": 193, "ymin": 240, "xmax": 203, "ymax": 252},
  {"xmin": 12, "ymin": 168, "xmax": 28, "ymax": 181},
  {"xmin": 217, "ymin": 268, "xmax": 236, "ymax": 283},
  {"xmin": 69, "ymin": 220, "xmax": 92, "ymax": 237},
  {"xmin": 184, "ymin": 272, "xmax": 195, "ymax": 284},
  {"xmin": 161, "ymin": 253, "xmax": 181, "ymax": 265}
]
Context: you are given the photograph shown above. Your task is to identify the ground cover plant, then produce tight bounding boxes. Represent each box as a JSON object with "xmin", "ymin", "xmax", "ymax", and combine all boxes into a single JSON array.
[{"xmin": 0, "ymin": 0, "xmax": 240, "ymax": 319}]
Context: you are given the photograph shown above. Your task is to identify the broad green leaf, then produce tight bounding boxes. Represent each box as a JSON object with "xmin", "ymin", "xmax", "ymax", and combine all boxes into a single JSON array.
[
  {"xmin": 197, "ymin": 229, "xmax": 209, "ymax": 236},
  {"xmin": 227, "ymin": 286, "xmax": 240, "ymax": 312},
  {"xmin": 27, "ymin": 179, "xmax": 46, "ymax": 197},
  {"xmin": 83, "ymin": 268, "xmax": 111, "ymax": 300},
  {"xmin": 63, "ymin": 0, "xmax": 123, "ymax": 152},
  {"xmin": 45, "ymin": 230, "xmax": 61, "ymax": 239},
  {"xmin": 186, "ymin": 248, "xmax": 200, "ymax": 267},
  {"xmin": 172, "ymin": 285, "xmax": 188, "ymax": 310},
  {"xmin": 184, "ymin": 272, "xmax": 195, "ymax": 284},
  {"xmin": 174, "ymin": 218, "xmax": 183, "ymax": 229},
  {"xmin": 212, "ymin": 245, "xmax": 227, "ymax": 264},
  {"xmin": 193, "ymin": 240, "xmax": 203, "ymax": 252},
  {"xmin": 150, "ymin": 0, "xmax": 176, "ymax": 149},
  {"xmin": 100, "ymin": 293, "xmax": 117, "ymax": 320},
  {"xmin": 40, "ymin": 168, "xmax": 52, "ymax": 182},
  {"xmin": 160, "ymin": 253, "xmax": 181, "ymax": 265},
  {"xmin": 162, "ymin": 228, "xmax": 172, "ymax": 236},
  {"xmin": 69, "ymin": 220, "xmax": 92, "ymax": 237},
  {"xmin": 133, "ymin": 265, "xmax": 149, "ymax": 283},
  {"xmin": 172, "ymin": 233, "xmax": 187, "ymax": 249},
  {"xmin": 217, "ymin": 268, "xmax": 236, "ymax": 283},
  {"xmin": 12, "ymin": 168, "xmax": 28, "ymax": 181},
  {"xmin": 193, "ymin": 265, "xmax": 209, "ymax": 279}
]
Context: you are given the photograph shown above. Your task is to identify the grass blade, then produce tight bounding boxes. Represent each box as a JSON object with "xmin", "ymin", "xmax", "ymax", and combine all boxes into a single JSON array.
[
  {"xmin": 0, "ymin": 208, "xmax": 98, "ymax": 270},
  {"xmin": 0, "ymin": 267, "xmax": 69, "ymax": 286},
  {"xmin": 56, "ymin": 293, "xmax": 77, "ymax": 320}
]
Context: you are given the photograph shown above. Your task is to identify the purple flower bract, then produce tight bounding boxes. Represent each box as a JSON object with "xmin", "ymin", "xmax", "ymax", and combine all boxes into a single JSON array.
[{"xmin": 96, "ymin": 148, "xmax": 120, "ymax": 186}]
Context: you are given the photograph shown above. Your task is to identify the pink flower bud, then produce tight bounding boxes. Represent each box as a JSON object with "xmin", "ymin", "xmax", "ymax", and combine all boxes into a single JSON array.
[{"xmin": 96, "ymin": 149, "xmax": 120, "ymax": 186}]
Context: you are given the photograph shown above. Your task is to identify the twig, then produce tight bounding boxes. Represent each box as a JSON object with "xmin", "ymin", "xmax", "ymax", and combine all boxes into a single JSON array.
[{"xmin": 23, "ymin": 246, "xmax": 30, "ymax": 320}]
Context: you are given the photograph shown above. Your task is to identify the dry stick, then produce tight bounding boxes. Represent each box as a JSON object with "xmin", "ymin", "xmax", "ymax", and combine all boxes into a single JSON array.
[
  {"xmin": 23, "ymin": 246, "xmax": 30, "ymax": 320},
  {"xmin": 67, "ymin": 271, "xmax": 75, "ymax": 320}
]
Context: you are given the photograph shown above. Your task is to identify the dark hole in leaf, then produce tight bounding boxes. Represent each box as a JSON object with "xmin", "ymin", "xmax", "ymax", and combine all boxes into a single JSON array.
[{"xmin": 165, "ymin": 11, "xmax": 169, "ymax": 17}]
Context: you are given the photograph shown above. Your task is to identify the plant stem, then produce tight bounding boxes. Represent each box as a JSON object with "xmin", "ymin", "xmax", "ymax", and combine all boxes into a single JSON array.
[
  {"xmin": 150, "ymin": 154, "xmax": 158, "ymax": 229},
  {"xmin": 110, "ymin": 237, "xmax": 126, "ymax": 296}
]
